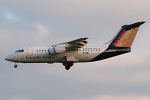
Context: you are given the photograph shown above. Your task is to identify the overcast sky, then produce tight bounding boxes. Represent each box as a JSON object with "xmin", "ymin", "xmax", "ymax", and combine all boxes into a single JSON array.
[{"xmin": 1, "ymin": 0, "xmax": 150, "ymax": 100}]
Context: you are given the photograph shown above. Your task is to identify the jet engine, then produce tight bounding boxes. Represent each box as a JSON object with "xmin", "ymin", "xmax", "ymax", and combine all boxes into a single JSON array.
[{"xmin": 48, "ymin": 46, "xmax": 66, "ymax": 55}]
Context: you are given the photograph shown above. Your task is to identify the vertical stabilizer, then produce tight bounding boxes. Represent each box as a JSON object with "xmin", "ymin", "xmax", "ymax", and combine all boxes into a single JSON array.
[
  {"xmin": 108, "ymin": 21, "xmax": 145, "ymax": 48},
  {"xmin": 91, "ymin": 21, "xmax": 145, "ymax": 62}
]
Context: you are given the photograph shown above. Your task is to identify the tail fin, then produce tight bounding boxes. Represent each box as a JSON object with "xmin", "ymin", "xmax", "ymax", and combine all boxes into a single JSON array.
[{"xmin": 108, "ymin": 21, "xmax": 145, "ymax": 48}]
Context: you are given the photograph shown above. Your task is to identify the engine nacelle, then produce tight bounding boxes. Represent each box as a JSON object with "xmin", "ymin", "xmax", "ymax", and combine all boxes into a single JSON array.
[
  {"xmin": 54, "ymin": 46, "xmax": 66, "ymax": 54},
  {"xmin": 48, "ymin": 48, "xmax": 55, "ymax": 55},
  {"xmin": 48, "ymin": 46, "xmax": 66, "ymax": 55}
]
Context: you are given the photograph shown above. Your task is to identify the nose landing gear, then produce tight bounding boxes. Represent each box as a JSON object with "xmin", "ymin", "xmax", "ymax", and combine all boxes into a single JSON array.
[{"xmin": 14, "ymin": 63, "xmax": 18, "ymax": 68}]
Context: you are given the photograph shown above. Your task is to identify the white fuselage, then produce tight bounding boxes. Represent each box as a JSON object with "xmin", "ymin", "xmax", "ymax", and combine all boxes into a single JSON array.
[{"xmin": 6, "ymin": 44, "xmax": 108, "ymax": 64}]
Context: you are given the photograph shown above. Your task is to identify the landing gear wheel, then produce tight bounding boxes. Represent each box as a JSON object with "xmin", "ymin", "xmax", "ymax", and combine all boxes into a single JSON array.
[
  {"xmin": 63, "ymin": 61, "xmax": 74, "ymax": 70},
  {"xmin": 14, "ymin": 62, "xmax": 17, "ymax": 68},
  {"xmin": 14, "ymin": 65, "xmax": 17, "ymax": 68},
  {"xmin": 65, "ymin": 66, "xmax": 70, "ymax": 70}
]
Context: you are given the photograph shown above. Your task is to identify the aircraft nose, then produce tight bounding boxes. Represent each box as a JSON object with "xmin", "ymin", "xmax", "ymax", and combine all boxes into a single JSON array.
[
  {"xmin": 5, "ymin": 55, "xmax": 13, "ymax": 61},
  {"xmin": 5, "ymin": 56, "xmax": 10, "ymax": 61}
]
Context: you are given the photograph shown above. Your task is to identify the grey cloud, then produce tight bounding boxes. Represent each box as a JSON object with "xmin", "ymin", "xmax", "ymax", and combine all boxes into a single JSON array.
[
  {"xmin": 1, "ymin": 63, "xmax": 150, "ymax": 100},
  {"xmin": 2, "ymin": 0, "xmax": 150, "ymax": 43}
]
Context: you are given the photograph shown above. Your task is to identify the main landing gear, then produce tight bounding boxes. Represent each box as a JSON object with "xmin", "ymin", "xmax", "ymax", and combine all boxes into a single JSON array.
[
  {"xmin": 63, "ymin": 61, "xmax": 74, "ymax": 70},
  {"xmin": 14, "ymin": 62, "xmax": 18, "ymax": 68}
]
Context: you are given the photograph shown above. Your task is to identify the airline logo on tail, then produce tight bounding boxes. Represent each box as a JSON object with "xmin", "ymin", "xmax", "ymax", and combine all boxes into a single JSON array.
[
  {"xmin": 109, "ymin": 21, "xmax": 145, "ymax": 48},
  {"xmin": 114, "ymin": 29, "xmax": 127, "ymax": 46}
]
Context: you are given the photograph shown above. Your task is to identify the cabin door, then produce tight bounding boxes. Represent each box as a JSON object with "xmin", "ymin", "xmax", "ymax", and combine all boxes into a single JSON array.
[{"xmin": 27, "ymin": 47, "xmax": 33, "ymax": 56}]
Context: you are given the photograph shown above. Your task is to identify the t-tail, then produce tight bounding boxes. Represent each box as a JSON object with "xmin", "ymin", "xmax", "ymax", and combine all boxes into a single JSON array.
[
  {"xmin": 108, "ymin": 21, "xmax": 145, "ymax": 49},
  {"xmin": 91, "ymin": 21, "xmax": 145, "ymax": 62}
]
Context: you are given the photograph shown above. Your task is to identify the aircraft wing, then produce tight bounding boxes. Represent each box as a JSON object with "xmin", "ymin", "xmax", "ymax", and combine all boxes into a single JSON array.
[{"xmin": 52, "ymin": 37, "xmax": 88, "ymax": 50}]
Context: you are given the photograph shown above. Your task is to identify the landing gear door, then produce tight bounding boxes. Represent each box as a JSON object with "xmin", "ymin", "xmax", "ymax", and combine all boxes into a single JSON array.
[
  {"xmin": 27, "ymin": 47, "xmax": 33, "ymax": 56},
  {"xmin": 66, "ymin": 56, "xmax": 75, "ymax": 61}
]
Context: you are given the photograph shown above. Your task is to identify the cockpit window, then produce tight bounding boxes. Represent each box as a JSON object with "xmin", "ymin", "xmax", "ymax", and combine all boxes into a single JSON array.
[{"xmin": 14, "ymin": 49, "xmax": 24, "ymax": 53}]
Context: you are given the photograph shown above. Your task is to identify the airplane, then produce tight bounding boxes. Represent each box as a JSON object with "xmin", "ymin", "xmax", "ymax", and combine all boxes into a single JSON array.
[{"xmin": 5, "ymin": 21, "xmax": 145, "ymax": 70}]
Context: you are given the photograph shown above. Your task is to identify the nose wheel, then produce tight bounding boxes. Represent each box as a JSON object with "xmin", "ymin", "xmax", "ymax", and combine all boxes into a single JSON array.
[{"xmin": 14, "ymin": 63, "xmax": 18, "ymax": 68}]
